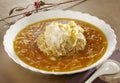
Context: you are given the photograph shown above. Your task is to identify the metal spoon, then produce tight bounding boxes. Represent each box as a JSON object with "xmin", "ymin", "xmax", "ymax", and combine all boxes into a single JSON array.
[{"xmin": 85, "ymin": 60, "xmax": 120, "ymax": 83}]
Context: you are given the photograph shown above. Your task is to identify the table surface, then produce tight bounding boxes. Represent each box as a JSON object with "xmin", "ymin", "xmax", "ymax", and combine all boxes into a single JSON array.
[{"xmin": 0, "ymin": 0, "xmax": 120, "ymax": 83}]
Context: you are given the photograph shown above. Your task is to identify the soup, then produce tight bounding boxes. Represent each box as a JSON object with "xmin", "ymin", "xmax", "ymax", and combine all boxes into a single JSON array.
[{"xmin": 14, "ymin": 18, "xmax": 107, "ymax": 72}]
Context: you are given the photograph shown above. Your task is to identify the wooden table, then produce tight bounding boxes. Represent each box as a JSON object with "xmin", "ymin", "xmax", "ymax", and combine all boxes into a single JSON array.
[{"xmin": 0, "ymin": 0, "xmax": 120, "ymax": 83}]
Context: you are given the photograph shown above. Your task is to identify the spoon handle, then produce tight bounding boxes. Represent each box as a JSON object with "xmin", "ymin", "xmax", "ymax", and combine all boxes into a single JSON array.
[
  {"xmin": 85, "ymin": 71, "xmax": 100, "ymax": 83},
  {"xmin": 85, "ymin": 64, "xmax": 107, "ymax": 83}
]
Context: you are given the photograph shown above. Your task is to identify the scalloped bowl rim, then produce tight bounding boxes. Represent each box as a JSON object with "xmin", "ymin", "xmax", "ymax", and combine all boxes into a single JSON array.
[{"xmin": 3, "ymin": 10, "xmax": 117, "ymax": 75}]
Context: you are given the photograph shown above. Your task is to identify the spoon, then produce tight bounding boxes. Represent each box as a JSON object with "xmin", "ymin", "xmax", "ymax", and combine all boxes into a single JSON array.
[{"xmin": 85, "ymin": 60, "xmax": 120, "ymax": 83}]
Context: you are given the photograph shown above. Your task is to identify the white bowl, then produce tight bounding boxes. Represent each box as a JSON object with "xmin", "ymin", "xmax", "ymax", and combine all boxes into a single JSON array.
[{"xmin": 3, "ymin": 10, "xmax": 117, "ymax": 75}]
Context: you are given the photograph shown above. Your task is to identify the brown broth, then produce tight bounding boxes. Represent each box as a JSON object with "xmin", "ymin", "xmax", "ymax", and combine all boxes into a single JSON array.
[{"xmin": 14, "ymin": 18, "xmax": 108, "ymax": 72}]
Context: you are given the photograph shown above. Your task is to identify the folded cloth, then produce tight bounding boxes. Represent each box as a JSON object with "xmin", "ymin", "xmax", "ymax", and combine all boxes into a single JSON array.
[{"xmin": 66, "ymin": 48, "xmax": 120, "ymax": 83}]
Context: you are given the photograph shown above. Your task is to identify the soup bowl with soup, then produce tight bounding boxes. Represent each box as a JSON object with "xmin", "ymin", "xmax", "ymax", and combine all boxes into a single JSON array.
[{"xmin": 3, "ymin": 10, "xmax": 117, "ymax": 75}]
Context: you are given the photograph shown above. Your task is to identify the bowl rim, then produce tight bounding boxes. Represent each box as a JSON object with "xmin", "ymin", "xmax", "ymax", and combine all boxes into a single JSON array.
[{"xmin": 3, "ymin": 10, "xmax": 117, "ymax": 75}]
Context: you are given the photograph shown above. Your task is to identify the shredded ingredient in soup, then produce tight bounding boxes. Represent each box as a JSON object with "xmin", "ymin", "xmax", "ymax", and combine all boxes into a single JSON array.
[
  {"xmin": 14, "ymin": 18, "xmax": 107, "ymax": 72},
  {"xmin": 37, "ymin": 21, "xmax": 86, "ymax": 59}
]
